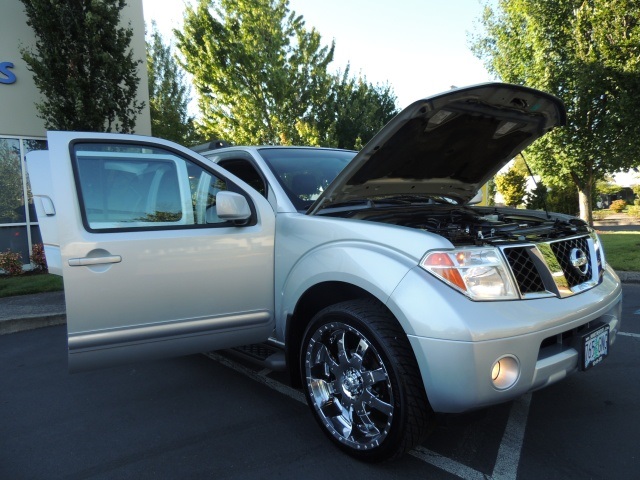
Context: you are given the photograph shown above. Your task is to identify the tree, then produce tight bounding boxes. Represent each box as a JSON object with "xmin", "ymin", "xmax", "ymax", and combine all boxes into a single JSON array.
[
  {"xmin": 633, "ymin": 184, "xmax": 640, "ymax": 206},
  {"xmin": 176, "ymin": 0, "xmax": 335, "ymax": 145},
  {"xmin": 301, "ymin": 66, "xmax": 399, "ymax": 149},
  {"xmin": 525, "ymin": 181, "xmax": 548, "ymax": 211},
  {"xmin": 495, "ymin": 167, "xmax": 527, "ymax": 207},
  {"xmin": 486, "ymin": 177, "xmax": 497, "ymax": 206},
  {"xmin": 147, "ymin": 22, "xmax": 199, "ymax": 144},
  {"xmin": 472, "ymin": 0, "xmax": 640, "ymax": 224},
  {"xmin": 329, "ymin": 69, "xmax": 399, "ymax": 150},
  {"xmin": 175, "ymin": 0, "xmax": 399, "ymax": 148},
  {"xmin": 20, "ymin": 0, "xmax": 144, "ymax": 133},
  {"xmin": 596, "ymin": 178, "xmax": 622, "ymax": 197},
  {"xmin": 546, "ymin": 183, "xmax": 579, "ymax": 216}
]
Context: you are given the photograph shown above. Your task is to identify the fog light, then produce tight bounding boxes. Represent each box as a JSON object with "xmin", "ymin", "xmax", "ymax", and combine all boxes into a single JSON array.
[
  {"xmin": 492, "ymin": 361, "xmax": 501, "ymax": 380},
  {"xmin": 491, "ymin": 355, "xmax": 520, "ymax": 390}
]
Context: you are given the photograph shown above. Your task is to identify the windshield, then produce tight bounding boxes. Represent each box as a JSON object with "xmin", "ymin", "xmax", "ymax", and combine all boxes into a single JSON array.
[{"xmin": 259, "ymin": 148, "xmax": 356, "ymax": 210}]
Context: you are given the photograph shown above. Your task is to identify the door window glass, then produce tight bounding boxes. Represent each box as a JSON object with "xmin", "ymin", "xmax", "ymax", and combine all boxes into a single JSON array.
[
  {"xmin": 73, "ymin": 144, "xmax": 228, "ymax": 231},
  {"xmin": 23, "ymin": 139, "xmax": 48, "ymax": 222},
  {"xmin": 0, "ymin": 138, "xmax": 25, "ymax": 224}
]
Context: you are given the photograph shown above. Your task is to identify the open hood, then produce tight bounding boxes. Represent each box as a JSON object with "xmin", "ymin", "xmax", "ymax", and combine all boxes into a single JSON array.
[{"xmin": 308, "ymin": 83, "xmax": 566, "ymax": 214}]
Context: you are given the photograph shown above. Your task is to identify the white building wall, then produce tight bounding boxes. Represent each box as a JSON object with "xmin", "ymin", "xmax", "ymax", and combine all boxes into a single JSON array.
[{"xmin": 0, "ymin": 0, "xmax": 151, "ymax": 137}]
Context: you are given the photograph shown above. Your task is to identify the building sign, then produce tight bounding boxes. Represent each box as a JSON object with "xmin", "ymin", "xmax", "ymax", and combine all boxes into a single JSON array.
[{"xmin": 0, "ymin": 62, "xmax": 16, "ymax": 84}]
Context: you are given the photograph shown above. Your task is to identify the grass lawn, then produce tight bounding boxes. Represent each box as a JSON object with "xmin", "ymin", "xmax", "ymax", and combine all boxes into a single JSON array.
[
  {"xmin": 597, "ymin": 232, "xmax": 640, "ymax": 272},
  {"xmin": 0, "ymin": 273, "xmax": 64, "ymax": 298}
]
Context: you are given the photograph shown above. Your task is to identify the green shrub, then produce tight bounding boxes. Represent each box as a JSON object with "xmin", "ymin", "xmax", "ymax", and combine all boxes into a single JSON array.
[
  {"xmin": 610, "ymin": 199, "xmax": 627, "ymax": 213},
  {"xmin": 627, "ymin": 205, "xmax": 640, "ymax": 218},
  {"xmin": 525, "ymin": 183, "xmax": 548, "ymax": 210},
  {"xmin": 0, "ymin": 249, "xmax": 24, "ymax": 276},
  {"xmin": 546, "ymin": 184, "xmax": 579, "ymax": 216},
  {"xmin": 632, "ymin": 184, "xmax": 640, "ymax": 206},
  {"xmin": 30, "ymin": 243, "xmax": 48, "ymax": 272}
]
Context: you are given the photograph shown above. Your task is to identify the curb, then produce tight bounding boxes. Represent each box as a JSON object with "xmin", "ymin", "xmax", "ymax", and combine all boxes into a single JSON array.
[
  {"xmin": 617, "ymin": 271, "xmax": 640, "ymax": 284},
  {"xmin": 0, "ymin": 313, "xmax": 66, "ymax": 335}
]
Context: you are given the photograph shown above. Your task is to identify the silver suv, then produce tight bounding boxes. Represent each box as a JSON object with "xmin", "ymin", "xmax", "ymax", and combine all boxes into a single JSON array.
[{"xmin": 28, "ymin": 83, "xmax": 622, "ymax": 461}]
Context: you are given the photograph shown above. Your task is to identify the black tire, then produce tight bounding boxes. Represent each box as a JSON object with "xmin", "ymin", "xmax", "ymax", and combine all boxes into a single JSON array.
[{"xmin": 300, "ymin": 299, "xmax": 434, "ymax": 461}]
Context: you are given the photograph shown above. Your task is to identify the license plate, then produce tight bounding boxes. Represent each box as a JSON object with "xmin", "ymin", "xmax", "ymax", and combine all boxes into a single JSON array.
[{"xmin": 580, "ymin": 324, "xmax": 610, "ymax": 371}]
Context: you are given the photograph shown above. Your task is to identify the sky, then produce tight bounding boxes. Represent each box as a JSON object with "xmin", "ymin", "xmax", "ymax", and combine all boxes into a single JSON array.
[{"xmin": 141, "ymin": 0, "xmax": 495, "ymax": 109}]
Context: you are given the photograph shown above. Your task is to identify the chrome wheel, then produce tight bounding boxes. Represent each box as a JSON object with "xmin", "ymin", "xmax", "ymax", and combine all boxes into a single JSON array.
[
  {"xmin": 301, "ymin": 300, "xmax": 433, "ymax": 461},
  {"xmin": 304, "ymin": 321, "xmax": 394, "ymax": 451}
]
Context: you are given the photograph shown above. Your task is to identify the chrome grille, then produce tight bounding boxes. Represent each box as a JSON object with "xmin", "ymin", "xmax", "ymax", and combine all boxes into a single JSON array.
[
  {"xmin": 503, "ymin": 247, "xmax": 546, "ymax": 294},
  {"xmin": 501, "ymin": 234, "xmax": 601, "ymax": 298},
  {"xmin": 550, "ymin": 236, "xmax": 592, "ymax": 288}
]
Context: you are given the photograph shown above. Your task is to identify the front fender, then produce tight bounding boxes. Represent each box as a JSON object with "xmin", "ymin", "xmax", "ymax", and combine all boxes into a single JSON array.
[{"xmin": 278, "ymin": 240, "xmax": 417, "ymax": 338}]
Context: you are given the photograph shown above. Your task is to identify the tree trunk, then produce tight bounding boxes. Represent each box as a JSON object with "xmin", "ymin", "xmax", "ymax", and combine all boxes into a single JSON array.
[{"xmin": 578, "ymin": 187, "xmax": 593, "ymax": 226}]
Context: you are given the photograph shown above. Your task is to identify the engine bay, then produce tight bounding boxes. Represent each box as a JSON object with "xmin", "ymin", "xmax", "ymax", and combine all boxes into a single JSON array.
[{"xmin": 342, "ymin": 205, "xmax": 589, "ymax": 246}]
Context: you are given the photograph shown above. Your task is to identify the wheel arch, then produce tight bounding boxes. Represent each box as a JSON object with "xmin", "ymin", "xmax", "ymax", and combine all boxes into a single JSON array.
[
  {"xmin": 285, "ymin": 281, "xmax": 415, "ymax": 387},
  {"xmin": 286, "ymin": 281, "xmax": 397, "ymax": 388}
]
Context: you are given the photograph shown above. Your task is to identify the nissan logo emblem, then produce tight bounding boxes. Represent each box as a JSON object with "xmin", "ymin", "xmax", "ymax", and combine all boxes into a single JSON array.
[{"xmin": 570, "ymin": 248, "xmax": 589, "ymax": 276}]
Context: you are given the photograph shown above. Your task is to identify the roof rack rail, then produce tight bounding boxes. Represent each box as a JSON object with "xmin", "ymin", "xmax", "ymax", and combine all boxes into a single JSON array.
[{"xmin": 191, "ymin": 139, "xmax": 231, "ymax": 153}]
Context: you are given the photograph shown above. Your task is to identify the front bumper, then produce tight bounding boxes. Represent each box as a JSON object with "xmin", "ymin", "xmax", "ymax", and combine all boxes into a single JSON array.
[{"xmin": 389, "ymin": 266, "xmax": 622, "ymax": 413}]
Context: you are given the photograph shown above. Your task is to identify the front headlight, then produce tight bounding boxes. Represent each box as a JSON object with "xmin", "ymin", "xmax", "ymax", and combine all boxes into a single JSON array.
[{"xmin": 419, "ymin": 247, "xmax": 518, "ymax": 300}]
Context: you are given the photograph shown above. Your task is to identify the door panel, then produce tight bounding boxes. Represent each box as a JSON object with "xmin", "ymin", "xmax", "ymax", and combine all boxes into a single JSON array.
[{"xmin": 27, "ymin": 132, "xmax": 275, "ymax": 371}]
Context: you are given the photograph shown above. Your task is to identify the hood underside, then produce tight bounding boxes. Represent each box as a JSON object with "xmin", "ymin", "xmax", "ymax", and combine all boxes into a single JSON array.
[{"xmin": 309, "ymin": 83, "xmax": 566, "ymax": 214}]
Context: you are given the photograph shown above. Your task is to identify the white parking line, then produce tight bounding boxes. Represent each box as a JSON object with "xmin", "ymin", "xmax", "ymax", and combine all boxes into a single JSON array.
[
  {"xmin": 492, "ymin": 394, "xmax": 531, "ymax": 480},
  {"xmin": 410, "ymin": 446, "xmax": 486, "ymax": 479},
  {"xmin": 204, "ymin": 352, "xmax": 306, "ymax": 404},
  {"xmin": 618, "ymin": 331, "xmax": 640, "ymax": 339},
  {"xmin": 205, "ymin": 351, "xmax": 530, "ymax": 479}
]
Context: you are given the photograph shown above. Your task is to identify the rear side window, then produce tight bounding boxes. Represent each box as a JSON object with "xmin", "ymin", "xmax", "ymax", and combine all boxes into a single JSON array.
[
  {"xmin": 217, "ymin": 158, "xmax": 267, "ymax": 197},
  {"xmin": 72, "ymin": 143, "xmax": 230, "ymax": 231}
]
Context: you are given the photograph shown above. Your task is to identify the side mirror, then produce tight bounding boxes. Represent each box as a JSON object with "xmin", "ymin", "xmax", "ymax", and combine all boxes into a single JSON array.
[
  {"xmin": 468, "ymin": 190, "xmax": 483, "ymax": 205},
  {"xmin": 216, "ymin": 191, "xmax": 252, "ymax": 225}
]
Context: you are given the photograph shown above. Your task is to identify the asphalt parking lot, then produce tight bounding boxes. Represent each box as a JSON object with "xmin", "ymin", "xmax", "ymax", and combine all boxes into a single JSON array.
[{"xmin": 1, "ymin": 284, "xmax": 638, "ymax": 479}]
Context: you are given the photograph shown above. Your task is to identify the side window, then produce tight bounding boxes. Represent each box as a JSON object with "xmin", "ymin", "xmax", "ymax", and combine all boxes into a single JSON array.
[
  {"xmin": 217, "ymin": 158, "xmax": 267, "ymax": 197},
  {"xmin": 73, "ymin": 143, "xmax": 228, "ymax": 231}
]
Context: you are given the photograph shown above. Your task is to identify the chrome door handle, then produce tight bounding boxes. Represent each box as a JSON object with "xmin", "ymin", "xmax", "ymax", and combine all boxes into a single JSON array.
[{"xmin": 68, "ymin": 255, "xmax": 122, "ymax": 266}]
